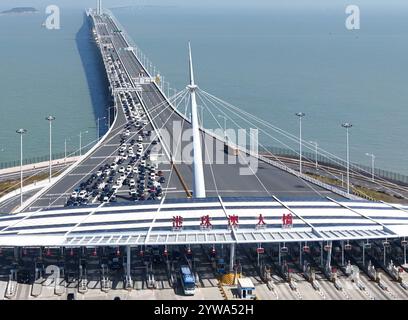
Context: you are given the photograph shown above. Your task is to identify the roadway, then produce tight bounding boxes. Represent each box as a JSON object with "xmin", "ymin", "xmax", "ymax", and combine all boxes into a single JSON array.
[
  {"xmin": 102, "ymin": 13, "xmax": 342, "ymax": 200},
  {"xmin": 18, "ymin": 11, "xmax": 342, "ymax": 213}
]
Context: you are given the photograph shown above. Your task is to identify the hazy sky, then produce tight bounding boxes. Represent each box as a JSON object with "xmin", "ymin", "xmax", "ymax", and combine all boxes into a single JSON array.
[{"xmin": 1, "ymin": 0, "xmax": 407, "ymax": 10}]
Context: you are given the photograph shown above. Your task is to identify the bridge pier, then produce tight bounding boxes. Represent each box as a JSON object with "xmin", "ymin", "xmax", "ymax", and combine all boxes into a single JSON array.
[
  {"xmin": 299, "ymin": 242, "xmax": 302, "ymax": 266},
  {"xmin": 341, "ymin": 241, "xmax": 345, "ymax": 266}
]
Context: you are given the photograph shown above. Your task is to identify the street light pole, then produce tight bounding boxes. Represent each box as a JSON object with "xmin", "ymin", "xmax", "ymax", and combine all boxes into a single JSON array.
[
  {"xmin": 295, "ymin": 112, "xmax": 305, "ymax": 174},
  {"xmin": 79, "ymin": 131, "xmax": 88, "ymax": 157},
  {"xmin": 16, "ymin": 128, "xmax": 27, "ymax": 208},
  {"xmin": 365, "ymin": 153, "xmax": 375, "ymax": 182},
  {"xmin": 45, "ymin": 116, "xmax": 56, "ymax": 182},
  {"xmin": 342, "ymin": 123, "xmax": 353, "ymax": 194},
  {"xmin": 96, "ymin": 117, "xmax": 106, "ymax": 141},
  {"xmin": 64, "ymin": 138, "xmax": 67, "ymax": 163}
]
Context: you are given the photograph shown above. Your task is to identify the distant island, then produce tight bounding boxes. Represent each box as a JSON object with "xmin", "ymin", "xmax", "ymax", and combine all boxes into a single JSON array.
[{"xmin": 1, "ymin": 7, "xmax": 38, "ymax": 15}]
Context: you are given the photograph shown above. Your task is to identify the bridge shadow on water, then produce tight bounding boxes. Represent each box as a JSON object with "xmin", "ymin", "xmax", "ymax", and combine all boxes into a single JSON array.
[{"xmin": 75, "ymin": 13, "xmax": 112, "ymax": 137}]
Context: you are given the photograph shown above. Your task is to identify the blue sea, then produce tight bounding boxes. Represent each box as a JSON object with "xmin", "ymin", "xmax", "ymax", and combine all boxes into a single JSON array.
[{"xmin": 0, "ymin": 2, "xmax": 407, "ymax": 175}]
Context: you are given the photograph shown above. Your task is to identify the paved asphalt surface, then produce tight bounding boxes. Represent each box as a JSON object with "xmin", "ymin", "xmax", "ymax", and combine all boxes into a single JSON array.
[{"xmin": 13, "ymin": 12, "xmax": 341, "ymax": 213}]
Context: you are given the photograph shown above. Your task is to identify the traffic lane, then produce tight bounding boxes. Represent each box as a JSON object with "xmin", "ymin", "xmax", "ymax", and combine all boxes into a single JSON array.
[
  {"xmin": 0, "ymin": 189, "xmax": 40, "ymax": 213},
  {"xmin": 24, "ymin": 96, "xmax": 130, "ymax": 210}
]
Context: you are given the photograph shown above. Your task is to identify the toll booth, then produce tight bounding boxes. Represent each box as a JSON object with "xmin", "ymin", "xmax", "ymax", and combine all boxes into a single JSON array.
[{"xmin": 237, "ymin": 278, "xmax": 255, "ymax": 299}]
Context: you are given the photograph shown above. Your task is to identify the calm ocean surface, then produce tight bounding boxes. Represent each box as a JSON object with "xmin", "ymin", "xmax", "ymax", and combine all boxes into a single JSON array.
[{"xmin": 0, "ymin": 4, "xmax": 407, "ymax": 174}]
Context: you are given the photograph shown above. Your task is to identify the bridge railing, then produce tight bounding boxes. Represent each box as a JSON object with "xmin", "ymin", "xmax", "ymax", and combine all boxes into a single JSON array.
[
  {"xmin": 261, "ymin": 146, "xmax": 408, "ymax": 186},
  {"xmin": 0, "ymin": 148, "xmax": 92, "ymax": 171}
]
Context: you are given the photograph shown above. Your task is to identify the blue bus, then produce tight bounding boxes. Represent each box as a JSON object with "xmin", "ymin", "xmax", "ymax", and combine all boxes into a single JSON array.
[{"xmin": 180, "ymin": 265, "xmax": 195, "ymax": 295}]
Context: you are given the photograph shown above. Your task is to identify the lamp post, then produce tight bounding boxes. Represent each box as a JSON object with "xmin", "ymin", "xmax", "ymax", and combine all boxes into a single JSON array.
[
  {"xmin": 45, "ymin": 116, "xmax": 56, "ymax": 182},
  {"xmin": 365, "ymin": 153, "xmax": 375, "ymax": 182},
  {"xmin": 96, "ymin": 117, "xmax": 106, "ymax": 141},
  {"xmin": 16, "ymin": 128, "xmax": 27, "ymax": 208},
  {"xmin": 295, "ymin": 112, "xmax": 305, "ymax": 174},
  {"xmin": 64, "ymin": 137, "xmax": 70, "ymax": 163},
  {"xmin": 79, "ymin": 130, "xmax": 88, "ymax": 157},
  {"xmin": 309, "ymin": 141, "xmax": 318, "ymax": 170},
  {"xmin": 341, "ymin": 123, "xmax": 353, "ymax": 194}
]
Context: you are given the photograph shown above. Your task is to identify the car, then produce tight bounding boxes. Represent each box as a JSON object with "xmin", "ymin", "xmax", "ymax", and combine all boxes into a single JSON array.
[
  {"xmin": 157, "ymin": 170, "xmax": 163, "ymax": 177},
  {"xmin": 96, "ymin": 170, "xmax": 102, "ymax": 177},
  {"xmin": 103, "ymin": 196, "xmax": 109, "ymax": 203},
  {"xmin": 67, "ymin": 293, "xmax": 75, "ymax": 300},
  {"xmin": 78, "ymin": 190, "xmax": 87, "ymax": 199},
  {"xmin": 126, "ymin": 165, "xmax": 132, "ymax": 172},
  {"xmin": 159, "ymin": 177, "xmax": 165, "ymax": 183},
  {"xmin": 118, "ymin": 166, "xmax": 125, "ymax": 173},
  {"xmin": 17, "ymin": 269, "xmax": 32, "ymax": 284},
  {"xmin": 71, "ymin": 191, "xmax": 78, "ymax": 199}
]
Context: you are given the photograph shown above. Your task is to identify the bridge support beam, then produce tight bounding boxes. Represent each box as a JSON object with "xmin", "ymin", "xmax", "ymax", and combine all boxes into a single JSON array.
[
  {"xmin": 278, "ymin": 243, "xmax": 281, "ymax": 265},
  {"xmin": 325, "ymin": 241, "xmax": 332, "ymax": 272},
  {"xmin": 383, "ymin": 244, "xmax": 387, "ymax": 266},
  {"xmin": 320, "ymin": 242, "xmax": 324, "ymax": 267},
  {"xmin": 126, "ymin": 246, "xmax": 132, "ymax": 289},
  {"xmin": 341, "ymin": 241, "xmax": 345, "ymax": 266},
  {"xmin": 362, "ymin": 241, "xmax": 366, "ymax": 266},
  {"xmin": 229, "ymin": 243, "xmax": 235, "ymax": 272},
  {"xmin": 299, "ymin": 242, "xmax": 302, "ymax": 266},
  {"xmin": 14, "ymin": 247, "xmax": 19, "ymax": 261}
]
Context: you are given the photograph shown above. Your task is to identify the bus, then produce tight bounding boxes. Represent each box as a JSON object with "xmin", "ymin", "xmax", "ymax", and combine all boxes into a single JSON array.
[{"xmin": 180, "ymin": 265, "xmax": 195, "ymax": 295}]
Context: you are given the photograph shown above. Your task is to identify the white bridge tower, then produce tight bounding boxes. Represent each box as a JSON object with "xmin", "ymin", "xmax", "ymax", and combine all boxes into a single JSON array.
[{"xmin": 187, "ymin": 43, "xmax": 206, "ymax": 198}]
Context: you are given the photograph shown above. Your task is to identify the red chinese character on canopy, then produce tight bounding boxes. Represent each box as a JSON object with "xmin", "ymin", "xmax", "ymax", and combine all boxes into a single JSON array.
[
  {"xmin": 172, "ymin": 215, "xmax": 183, "ymax": 229},
  {"xmin": 282, "ymin": 213, "xmax": 293, "ymax": 228},
  {"xmin": 257, "ymin": 214, "xmax": 266, "ymax": 226},
  {"xmin": 228, "ymin": 215, "xmax": 239, "ymax": 228},
  {"xmin": 200, "ymin": 215, "xmax": 212, "ymax": 229}
]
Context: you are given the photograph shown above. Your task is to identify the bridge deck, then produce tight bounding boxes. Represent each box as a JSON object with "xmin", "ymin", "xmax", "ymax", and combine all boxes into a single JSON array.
[{"xmin": 22, "ymin": 10, "xmax": 342, "ymax": 213}]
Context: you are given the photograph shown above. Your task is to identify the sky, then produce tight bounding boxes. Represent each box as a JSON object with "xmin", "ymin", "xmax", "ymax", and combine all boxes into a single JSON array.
[{"xmin": 0, "ymin": 0, "xmax": 407, "ymax": 11}]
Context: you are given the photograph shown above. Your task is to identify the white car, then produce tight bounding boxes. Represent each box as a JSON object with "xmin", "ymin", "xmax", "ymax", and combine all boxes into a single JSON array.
[
  {"xmin": 137, "ymin": 136, "xmax": 143, "ymax": 142},
  {"xmin": 78, "ymin": 190, "xmax": 87, "ymax": 199},
  {"xmin": 71, "ymin": 191, "xmax": 78, "ymax": 199},
  {"xmin": 129, "ymin": 179, "xmax": 136, "ymax": 187},
  {"xmin": 118, "ymin": 166, "xmax": 125, "ymax": 173},
  {"xmin": 96, "ymin": 170, "xmax": 102, "ymax": 177},
  {"xmin": 126, "ymin": 165, "xmax": 132, "ymax": 172}
]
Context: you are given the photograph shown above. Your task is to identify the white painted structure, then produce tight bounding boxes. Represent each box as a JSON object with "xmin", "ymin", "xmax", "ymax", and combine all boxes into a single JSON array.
[{"xmin": 0, "ymin": 198, "xmax": 407, "ymax": 247}]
